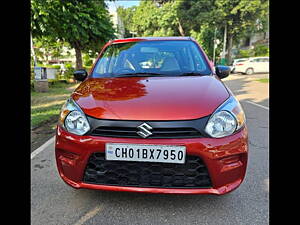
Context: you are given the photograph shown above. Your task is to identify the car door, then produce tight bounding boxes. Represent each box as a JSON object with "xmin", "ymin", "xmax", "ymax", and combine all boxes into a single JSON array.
[
  {"xmin": 247, "ymin": 58, "xmax": 259, "ymax": 73},
  {"xmin": 252, "ymin": 58, "xmax": 264, "ymax": 72},
  {"xmin": 261, "ymin": 58, "xmax": 269, "ymax": 73}
]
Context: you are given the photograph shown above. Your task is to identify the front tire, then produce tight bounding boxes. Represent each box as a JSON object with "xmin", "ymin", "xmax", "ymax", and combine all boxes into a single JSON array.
[{"xmin": 245, "ymin": 68, "xmax": 254, "ymax": 75}]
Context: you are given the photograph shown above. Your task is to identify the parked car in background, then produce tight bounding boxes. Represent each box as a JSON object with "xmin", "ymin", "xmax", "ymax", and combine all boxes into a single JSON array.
[
  {"xmin": 230, "ymin": 58, "xmax": 249, "ymax": 73},
  {"xmin": 234, "ymin": 56, "xmax": 269, "ymax": 75}
]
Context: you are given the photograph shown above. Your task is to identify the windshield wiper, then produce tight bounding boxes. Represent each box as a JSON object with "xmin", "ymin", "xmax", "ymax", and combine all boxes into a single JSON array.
[
  {"xmin": 179, "ymin": 72, "xmax": 208, "ymax": 76},
  {"xmin": 114, "ymin": 72, "xmax": 169, "ymax": 77}
]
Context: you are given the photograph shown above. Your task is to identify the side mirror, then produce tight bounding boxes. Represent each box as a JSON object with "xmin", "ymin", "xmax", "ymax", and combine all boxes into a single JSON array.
[
  {"xmin": 73, "ymin": 69, "xmax": 88, "ymax": 81},
  {"xmin": 215, "ymin": 65, "xmax": 230, "ymax": 79}
]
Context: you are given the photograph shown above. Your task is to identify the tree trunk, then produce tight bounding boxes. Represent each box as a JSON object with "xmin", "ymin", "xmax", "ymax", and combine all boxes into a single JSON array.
[
  {"xmin": 226, "ymin": 34, "xmax": 233, "ymax": 65},
  {"xmin": 177, "ymin": 19, "xmax": 185, "ymax": 36},
  {"xmin": 222, "ymin": 24, "xmax": 227, "ymax": 60},
  {"xmin": 75, "ymin": 47, "xmax": 83, "ymax": 70}
]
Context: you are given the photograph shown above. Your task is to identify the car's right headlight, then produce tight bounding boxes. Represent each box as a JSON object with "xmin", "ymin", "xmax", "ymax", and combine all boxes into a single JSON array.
[
  {"xmin": 59, "ymin": 98, "xmax": 90, "ymax": 135},
  {"xmin": 204, "ymin": 96, "xmax": 246, "ymax": 138}
]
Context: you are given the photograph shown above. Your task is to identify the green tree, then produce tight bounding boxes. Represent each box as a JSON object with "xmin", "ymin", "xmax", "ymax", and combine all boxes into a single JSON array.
[
  {"xmin": 117, "ymin": 6, "xmax": 137, "ymax": 38},
  {"xmin": 177, "ymin": 0, "xmax": 215, "ymax": 35},
  {"xmin": 177, "ymin": 0, "xmax": 269, "ymax": 64},
  {"xmin": 115, "ymin": 0, "xmax": 269, "ymax": 64},
  {"xmin": 32, "ymin": 37, "xmax": 65, "ymax": 64},
  {"xmin": 213, "ymin": 0, "xmax": 269, "ymax": 64},
  {"xmin": 83, "ymin": 53, "xmax": 93, "ymax": 67},
  {"xmin": 34, "ymin": 37, "xmax": 67, "ymax": 62},
  {"xmin": 130, "ymin": 1, "xmax": 160, "ymax": 36},
  {"xmin": 31, "ymin": 0, "xmax": 115, "ymax": 69},
  {"xmin": 254, "ymin": 44, "xmax": 269, "ymax": 56},
  {"xmin": 190, "ymin": 25, "xmax": 223, "ymax": 61},
  {"xmin": 128, "ymin": 0, "xmax": 186, "ymax": 37}
]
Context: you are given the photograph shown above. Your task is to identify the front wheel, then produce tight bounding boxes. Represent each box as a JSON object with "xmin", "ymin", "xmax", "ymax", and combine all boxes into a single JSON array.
[{"xmin": 245, "ymin": 68, "xmax": 254, "ymax": 75}]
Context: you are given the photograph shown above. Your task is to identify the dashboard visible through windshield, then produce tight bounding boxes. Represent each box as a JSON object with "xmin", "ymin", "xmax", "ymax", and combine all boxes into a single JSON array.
[{"xmin": 91, "ymin": 40, "xmax": 212, "ymax": 78}]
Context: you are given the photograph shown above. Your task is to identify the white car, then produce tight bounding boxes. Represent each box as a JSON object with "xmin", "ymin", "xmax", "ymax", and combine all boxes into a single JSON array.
[
  {"xmin": 234, "ymin": 57, "xmax": 269, "ymax": 75},
  {"xmin": 230, "ymin": 58, "xmax": 249, "ymax": 73}
]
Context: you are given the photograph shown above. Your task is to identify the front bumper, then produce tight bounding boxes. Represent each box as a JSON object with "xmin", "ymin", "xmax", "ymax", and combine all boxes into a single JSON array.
[{"xmin": 55, "ymin": 125, "xmax": 248, "ymax": 195}]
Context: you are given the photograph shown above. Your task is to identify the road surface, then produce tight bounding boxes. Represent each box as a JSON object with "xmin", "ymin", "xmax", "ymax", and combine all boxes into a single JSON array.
[{"xmin": 31, "ymin": 73, "xmax": 269, "ymax": 225}]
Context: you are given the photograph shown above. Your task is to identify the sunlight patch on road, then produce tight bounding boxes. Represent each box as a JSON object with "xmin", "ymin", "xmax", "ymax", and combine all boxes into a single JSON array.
[{"xmin": 224, "ymin": 75, "xmax": 269, "ymax": 105}]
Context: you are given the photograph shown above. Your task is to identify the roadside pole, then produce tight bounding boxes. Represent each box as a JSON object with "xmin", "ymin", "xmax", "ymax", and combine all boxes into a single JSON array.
[
  {"xmin": 221, "ymin": 24, "xmax": 227, "ymax": 65},
  {"xmin": 213, "ymin": 27, "xmax": 217, "ymax": 65}
]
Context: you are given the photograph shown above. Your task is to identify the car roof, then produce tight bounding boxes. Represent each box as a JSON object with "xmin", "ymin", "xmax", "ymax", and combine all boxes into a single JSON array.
[
  {"xmin": 249, "ymin": 56, "xmax": 269, "ymax": 59},
  {"xmin": 111, "ymin": 36, "xmax": 193, "ymax": 44}
]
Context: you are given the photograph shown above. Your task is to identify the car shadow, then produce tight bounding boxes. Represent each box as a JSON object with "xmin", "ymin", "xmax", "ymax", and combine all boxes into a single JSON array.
[{"xmin": 223, "ymin": 76, "xmax": 252, "ymax": 97}]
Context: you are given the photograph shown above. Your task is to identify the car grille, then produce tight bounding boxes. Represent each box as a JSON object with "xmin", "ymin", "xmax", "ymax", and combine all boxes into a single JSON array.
[
  {"xmin": 83, "ymin": 153, "xmax": 212, "ymax": 188},
  {"xmin": 90, "ymin": 126, "xmax": 202, "ymax": 138}
]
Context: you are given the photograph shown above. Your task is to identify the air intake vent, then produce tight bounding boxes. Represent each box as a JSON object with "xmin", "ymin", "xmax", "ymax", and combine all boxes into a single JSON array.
[{"xmin": 83, "ymin": 153, "xmax": 212, "ymax": 188}]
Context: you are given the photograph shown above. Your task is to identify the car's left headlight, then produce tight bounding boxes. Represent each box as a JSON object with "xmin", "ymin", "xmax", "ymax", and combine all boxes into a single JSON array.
[
  {"xmin": 59, "ymin": 98, "xmax": 90, "ymax": 135},
  {"xmin": 204, "ymin": 96, "xmax": 246, "ymax": 138}
]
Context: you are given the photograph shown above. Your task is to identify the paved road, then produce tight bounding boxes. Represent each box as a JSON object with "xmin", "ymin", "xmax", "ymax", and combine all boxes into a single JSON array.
[
  {"xmin": 31, "ymin": 74, "xmax": 269, "ymax": 225},
  {"xmin": 224, "ymin": 73, "xmax": 269, "ymax": 108}
]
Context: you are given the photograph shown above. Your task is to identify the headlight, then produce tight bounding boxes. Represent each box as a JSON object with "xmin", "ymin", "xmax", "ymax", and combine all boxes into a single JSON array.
[
  {"xmin": 59, "ymin": 98, "xmax": 90, "ymax": 135},
  {"xmin": 204, "ymin": 96, "xmax": 246, "ymax": 138}
]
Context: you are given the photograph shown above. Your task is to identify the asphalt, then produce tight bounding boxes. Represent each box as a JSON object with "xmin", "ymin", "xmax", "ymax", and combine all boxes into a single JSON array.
[{"xmin": 31, "ymin": 73, "xmax": 269, "ymax": 225}]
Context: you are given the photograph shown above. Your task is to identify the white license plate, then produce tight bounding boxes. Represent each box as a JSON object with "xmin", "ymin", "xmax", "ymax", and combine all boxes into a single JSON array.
[{"xmin": 105, "ymin": 143, "xmax": 186, "ymax": 164}]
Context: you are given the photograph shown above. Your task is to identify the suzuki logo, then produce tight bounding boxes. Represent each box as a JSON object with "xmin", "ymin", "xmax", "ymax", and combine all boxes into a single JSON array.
[{"xmin": 137, "ymin": 123, "xmax": 153, "ymax": 138}]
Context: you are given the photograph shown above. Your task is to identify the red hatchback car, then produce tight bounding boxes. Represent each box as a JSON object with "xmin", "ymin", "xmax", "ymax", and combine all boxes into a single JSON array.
[{"xmin": 55, "ymin": 37, "xmax": 248, "ymax": 195}]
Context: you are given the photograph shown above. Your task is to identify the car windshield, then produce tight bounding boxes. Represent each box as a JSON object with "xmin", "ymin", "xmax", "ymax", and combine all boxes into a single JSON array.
[{"xmin": 91, "ymin": 40, "xmax": 212, "ymax": 78}]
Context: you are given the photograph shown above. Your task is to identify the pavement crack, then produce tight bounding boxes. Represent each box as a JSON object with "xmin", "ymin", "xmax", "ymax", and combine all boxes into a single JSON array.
[{"xmin": 34, "ymin": 164, "xmax": 44, "ymax": 169}]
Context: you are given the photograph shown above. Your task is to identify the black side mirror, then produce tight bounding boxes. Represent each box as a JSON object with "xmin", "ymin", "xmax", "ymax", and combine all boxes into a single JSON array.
[
  {"xmin": 215, "ymin": 65, "xmax": 230, "ymax": 79},
  {"xmin": 73, "ymin": 69, "xmax": 88, "ymax": 81}
]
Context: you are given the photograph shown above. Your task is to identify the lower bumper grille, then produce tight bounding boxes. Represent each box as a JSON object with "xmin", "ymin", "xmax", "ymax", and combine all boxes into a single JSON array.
[{"xmin": 83, "ymin": 153, "xmax": 212, "ymax": 188}]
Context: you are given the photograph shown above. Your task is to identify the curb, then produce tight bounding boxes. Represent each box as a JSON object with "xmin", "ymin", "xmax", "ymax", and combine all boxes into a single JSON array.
[{"xmin": 31, "ymin": 136, "xmax": 55, "ymax": 160}]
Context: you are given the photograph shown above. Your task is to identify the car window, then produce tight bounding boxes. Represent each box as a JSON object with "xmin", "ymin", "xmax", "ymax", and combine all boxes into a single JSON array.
[
  {"xmin": 190, "ymin": 44, "xmax": 208, "ymax": 71},
  {"xmin": 251, "ymin": 58, "xmax": 260, "ymax": 62},
  {"xmin": 261, "ymin": 58, "xmax": 269, "ymax": 62},
  {"xmin": 91, "ymin": 40, "xmax": 212, "ymax": 77},
  {"xmin": 96, "ymin": 44, "xmax": 115, "ymax": 74}
]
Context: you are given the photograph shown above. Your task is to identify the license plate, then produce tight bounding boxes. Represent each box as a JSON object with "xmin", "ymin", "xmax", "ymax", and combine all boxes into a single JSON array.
[{"xmin": 105, "ymin": 143, "xmax": 186, "ymax": 164}]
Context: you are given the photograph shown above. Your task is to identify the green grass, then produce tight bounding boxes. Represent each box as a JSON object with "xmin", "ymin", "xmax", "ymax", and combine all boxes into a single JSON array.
[
  {"xmin": 31, "ymin": 82, "xmax": 79, "ymax": 128},
  {"xmin": 256, "ymin": 78, "xmax": 269, "ymax": 83}
]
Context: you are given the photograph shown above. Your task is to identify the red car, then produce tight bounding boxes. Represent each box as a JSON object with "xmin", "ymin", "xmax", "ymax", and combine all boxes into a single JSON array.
[{"xmin": 55, "ymin": 37, "xmax": 248, "ymax": 195}]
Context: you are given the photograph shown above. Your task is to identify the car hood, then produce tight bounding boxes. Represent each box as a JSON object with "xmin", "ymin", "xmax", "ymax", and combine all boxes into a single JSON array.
[{"xmin": 71, "ymin": 76, "xmax": 230, "ymax": 120}]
